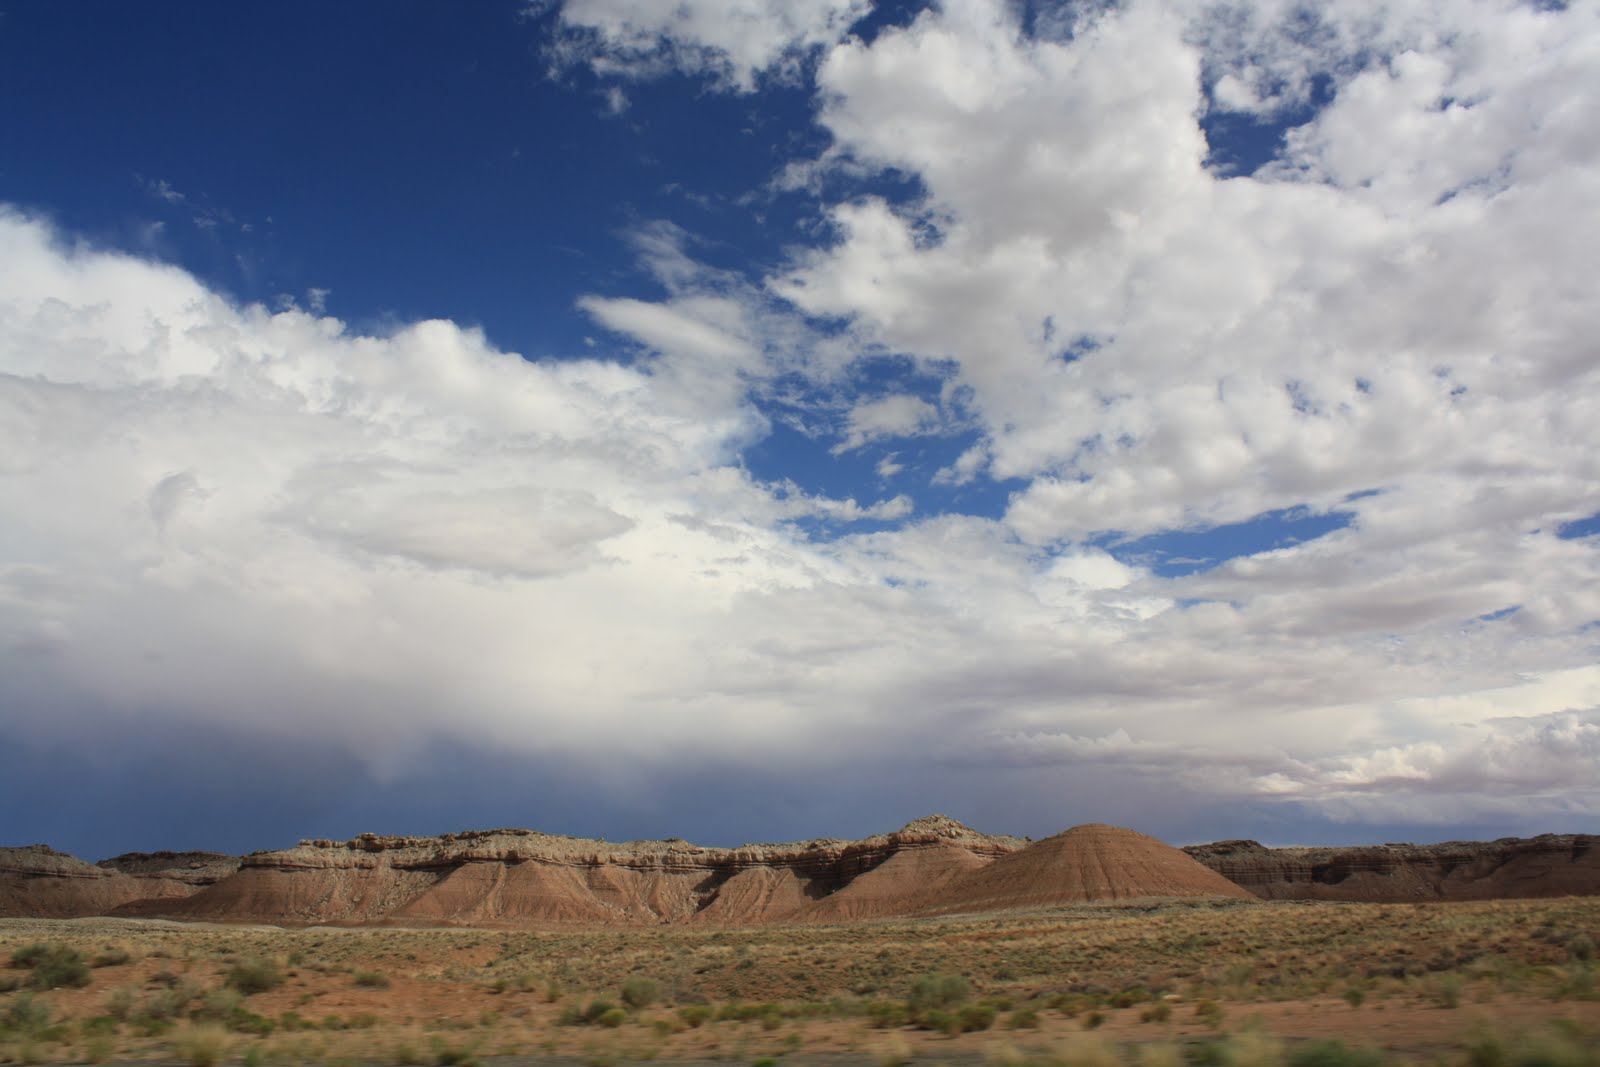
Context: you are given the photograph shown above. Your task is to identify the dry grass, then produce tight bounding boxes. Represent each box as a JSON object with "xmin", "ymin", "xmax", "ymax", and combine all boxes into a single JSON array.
[{"xmin": 0, "ymin": 896, "xmax": 1597, "ymax": 1063}]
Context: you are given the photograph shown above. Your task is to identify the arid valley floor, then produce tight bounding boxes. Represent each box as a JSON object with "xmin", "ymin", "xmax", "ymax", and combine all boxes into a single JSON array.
[{"xmin": 3, "ymin": 895, "xmax": 1599, "ymax": 1067}]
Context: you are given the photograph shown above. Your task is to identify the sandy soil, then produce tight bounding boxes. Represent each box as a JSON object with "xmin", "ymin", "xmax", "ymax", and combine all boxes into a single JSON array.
[{"xmin": 3, "ymin": 898, "xmax": 1598, "ymax": 1064}]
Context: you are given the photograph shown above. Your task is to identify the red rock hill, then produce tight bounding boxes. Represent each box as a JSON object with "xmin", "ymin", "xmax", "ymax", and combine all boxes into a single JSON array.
[{"xmin": 12, "ymin": 821, "xmax": 1592, "ymax": 925}]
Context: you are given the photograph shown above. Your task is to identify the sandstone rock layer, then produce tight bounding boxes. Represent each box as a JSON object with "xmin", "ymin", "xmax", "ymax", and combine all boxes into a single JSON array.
[
  {"xmin": 10, "ymin": 821, "xmax": 1594, "ymax": 926},
  {"xmin": 156, "ymin": 815, "xmax": 1030, "ymax": 926}
]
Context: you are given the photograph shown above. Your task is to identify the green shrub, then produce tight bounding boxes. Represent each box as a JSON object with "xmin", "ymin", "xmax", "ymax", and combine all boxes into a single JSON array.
[
  {"xmin": 597, "ymin": 1007, "xmax": 628, "ymax": 1028},
  {"xmin": 1008, "ymin": 1008, "xmax": 1040, "ymax": 1029},
  {"xmin": 727, "ymin": 1001, "xmax": 782, "ymax": 1025},
  {"xmin": 1466, "ymin": 1030, "xmax": 1508, "ymax": 1067},
  {"xmin": 1194, "ymin": 999, "xmax": 1224, "ymax": 1029},
  {"xmin": 175, "ymin": 1024, "xmax": 230, "ymax": 1067},
  {"xmin": 9, "ymin": 945, "xmax": 51, "ymax": 969},
  {"xmin": 908, "ymin": 974, "xmax": 971, "ymax": 1013},
  {"xmin": 677, "ymin": 1004, "xmax": 713, "ymax": 1028},
  {"xmin": 1288, "ymin": 1040, "xmax": 1384, "ymax": 1067},
  {"xmin": 85, "ymin": 1034, "xmax": 116, "ymax": 1064},
  {"xmin": 24, "ymin": 946, "xmax": 91, "ymax": 990},
  {"xmin": 1510, "ymin": 1032, "xmax": 1591, "ymax": 1067},
  {"xmin": 956, "ymin": 1004, "xmax": 997, "ymax": 1032},
  {"xmin": 226, "ymin": 958, "xmax": 283, "ymax": 996},
  {"xmin": 620, "ymin": 976, "xmax": 660, "ymax": 1009},
  {"xmin": 3, "ymin": 994, "xmax": 52, "ymax": 1036},
  {"xmin": 142, "ymin": 984, "xmax": 198, "ymax": 1021},
  {"xmin": 192, "ymin": 988, "xmax": 243, "ymax": 1023},
  {"xmin": 433, "ymin": 1043, "xmax": 478, "ymax": 1067},
  {"xmin": 1554, "ymin": 963, "xmax": 1596, "ymax": 1001},
  {"xmin": 1083, "ymin": 1011, "xmax": 1106, "ymax": 1030},
  {"xmin": 1140, "ymin": 1001, "xmax": 1172, "ymax": 1023},
  {"xmin": 354, "ymin": 970, "xmax": 391, "ymax": 989},
  {"xmin": 91, "ymin": 947, "xmax": 132, "ymax": 968},
  {"xmin": 1567, "ymin": 934, "xmax": 1596, "ymax": 962},
  {"xmin": 865, "ymin": 1000, "xmax": 907, "ymax": 1028}
]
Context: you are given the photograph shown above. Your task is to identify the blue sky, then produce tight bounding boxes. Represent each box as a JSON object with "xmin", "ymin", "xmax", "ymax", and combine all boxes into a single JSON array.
[{"xmin": 2, "ymin": 0, "xmax": 1598, "ymax": 860}]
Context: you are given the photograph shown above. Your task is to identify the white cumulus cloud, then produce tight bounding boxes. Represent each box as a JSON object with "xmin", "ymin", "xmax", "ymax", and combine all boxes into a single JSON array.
[{"xmin": 548, "ymin": 0, "xmax": 871, "ymax": 91}]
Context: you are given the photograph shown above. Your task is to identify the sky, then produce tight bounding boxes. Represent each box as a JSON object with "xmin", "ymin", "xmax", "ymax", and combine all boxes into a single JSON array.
[{"xmin": 2, "ymin": 0, "xmax": 1598, "ymax": 861}]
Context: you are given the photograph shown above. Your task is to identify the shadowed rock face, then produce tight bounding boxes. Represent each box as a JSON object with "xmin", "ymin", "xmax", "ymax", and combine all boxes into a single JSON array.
[
  {"xmin": 1183, "ymin": 835, "xmax": 1600, "ymax": 901},
  {"xmin": 97, "ymin": 851, "xmax": 242, "ymax": 886},
  {"xmin": 0, "ymin": 845, "xmax": 239, "ymax": 918}
]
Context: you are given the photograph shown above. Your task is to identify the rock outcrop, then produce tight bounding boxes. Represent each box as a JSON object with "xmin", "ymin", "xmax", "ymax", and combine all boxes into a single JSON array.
[
  {"xmin": 1184, "ymin": 834, "xmax": 1600, "ymax": 901},
  {"xmin": 17, "ymin": 821, "xmax": 1592, "ymax": 926},
  {"xmin": 162, "ymin": 815, "xmax": 1033, "ymax": 926},
  {"xmin": 97, "ymin": 850, "xmax": 241, "ymax": 887},
  {"xmin": 0, "ymin": 845, "xmax": 236, "ymax": 918}
]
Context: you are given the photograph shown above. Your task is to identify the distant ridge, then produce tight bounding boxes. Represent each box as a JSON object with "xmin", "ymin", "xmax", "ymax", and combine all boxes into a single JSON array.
[
  {"xmin": 2, "ymin": 817, "xmax": 1241, "ymax": 925},
  {"xmin": 6, "ymin": 820, "xmax": 1593, "ymax": 925},
  {"xmin": 1185, "ymin": 834, "xmax": 1600, "ymax": 901}
]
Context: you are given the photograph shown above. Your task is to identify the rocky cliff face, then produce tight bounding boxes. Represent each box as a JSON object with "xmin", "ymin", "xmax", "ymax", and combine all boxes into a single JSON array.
[
  {"xmin": 1184, "ymin": 834, "xmax": 1600, "ymax": 901},
  {"xmin": 96, "ymin": 850, "xmax": 240, "ymax": 886},
  {"xmin": 167, "ymin": 815, "xmax": 1032, "ymax": 926}
]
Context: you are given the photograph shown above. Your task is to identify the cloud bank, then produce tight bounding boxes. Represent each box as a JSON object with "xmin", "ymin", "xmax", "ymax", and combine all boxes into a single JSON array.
[{"xmin": 4, "ymin": 0, "xmax": 1599, "ymax": 848}]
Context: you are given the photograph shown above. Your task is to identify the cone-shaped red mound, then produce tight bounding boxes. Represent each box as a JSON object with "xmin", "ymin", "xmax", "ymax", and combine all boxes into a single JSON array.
[
  {"xmin": 795, "ymin": 842, "xmax": 993, "ymax": 922},
  {"xmin": 930, "ymin": 823, "xmax": 1255, "ymax": 913}
]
